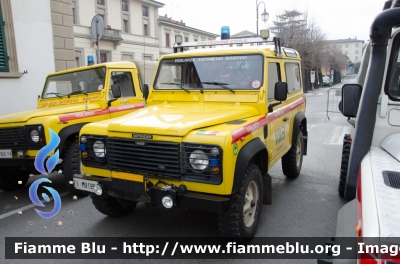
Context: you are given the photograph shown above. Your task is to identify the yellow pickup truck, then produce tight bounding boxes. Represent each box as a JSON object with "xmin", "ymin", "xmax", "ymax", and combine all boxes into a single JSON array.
[
  {"xmin": 0, "ymin": 60, "xmax": 156, "ymax": 196},
  {"xmin": 75, "ymin": 31, "xmax": 308, "ymax": 237}
]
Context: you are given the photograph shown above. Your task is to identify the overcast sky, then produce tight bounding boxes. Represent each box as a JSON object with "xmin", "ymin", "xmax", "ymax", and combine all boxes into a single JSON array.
[{"xmin": 159, "ymin": 0, "xmax": 387, "ymax": 41}]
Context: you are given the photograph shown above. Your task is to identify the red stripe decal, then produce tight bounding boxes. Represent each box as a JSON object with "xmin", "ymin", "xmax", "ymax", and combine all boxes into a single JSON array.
[
  {"xmin": 231, "ymin": 98, "xmax": 305, "ymax": 144},
  {"xmin": 58, "ymin": 109, "xmax": 110, "ymax": 122},
  {"xmin": 108, "ymin": 102, "xmax": 145, "ymax": 113},
  {"xmin": 58, "ymin": 103, "xmax": 145, "ymax": 122}
]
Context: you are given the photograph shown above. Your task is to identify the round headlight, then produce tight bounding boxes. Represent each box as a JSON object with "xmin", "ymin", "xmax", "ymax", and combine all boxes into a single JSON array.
[
  {"xmin": 93, "ymin": 140, "xmax": 106, "ymax": 158},
  {"xmin": 189, "ymin": 150, "xmax": 209, "ymax": 170},
  {"xmin": 30, "ymin": 130, "xmax": 39, "ymax": 142}
]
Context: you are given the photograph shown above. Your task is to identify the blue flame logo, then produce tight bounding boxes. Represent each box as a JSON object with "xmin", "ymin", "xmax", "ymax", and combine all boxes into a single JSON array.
[
  {"xmin": 29, "ymin": 178, "xmax": 61, "ymax": 219},
  {"xmin": 30, "ymin": 128, "xmax": 62, "ymax": 219},
  {"xmin": 34, "ymin": 128, "xmax": 60, "ymax": 175}
]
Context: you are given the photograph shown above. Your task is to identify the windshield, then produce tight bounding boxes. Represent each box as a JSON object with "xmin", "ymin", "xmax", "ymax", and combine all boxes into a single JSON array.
[
  {"xmin": 154, "ymin": 55, "xmax": 264, "ymax": 90},
  {"xmin": 42, "ymin": 67, "xmax": 106, "ymax": 98}
]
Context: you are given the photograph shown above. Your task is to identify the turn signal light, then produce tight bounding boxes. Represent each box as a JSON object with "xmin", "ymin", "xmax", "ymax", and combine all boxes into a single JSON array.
[
  {"xmin": 81, "ymin": 151, "xmax": 88, "ymax": 159},
  {"xmin": 212, "ymin": 166, "xmax": 220, "ymax": 175},
  {"xmin": 355, "ymin": 219, "xmax": 362, "ymax": 237}
]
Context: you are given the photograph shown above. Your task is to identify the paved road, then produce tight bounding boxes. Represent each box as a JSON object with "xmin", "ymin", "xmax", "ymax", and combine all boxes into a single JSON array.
[{"xmin": 0, "ymin": 76, "xmax": 358, "ymax": 264}]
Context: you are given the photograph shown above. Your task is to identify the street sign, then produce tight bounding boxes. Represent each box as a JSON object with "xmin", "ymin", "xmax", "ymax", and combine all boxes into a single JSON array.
[
  {"xmin": 90, "ymin": 15, "xmax": 104, "ymax": 40},
  {"xmin": 310, "ymin": 71, "xmax": 315, "ymax": 83}
]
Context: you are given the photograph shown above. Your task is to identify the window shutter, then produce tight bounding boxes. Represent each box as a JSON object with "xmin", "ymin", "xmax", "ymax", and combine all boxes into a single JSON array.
[{"xmin": 0, "ymin": 4, "xmax": 9, "ymax": 72}]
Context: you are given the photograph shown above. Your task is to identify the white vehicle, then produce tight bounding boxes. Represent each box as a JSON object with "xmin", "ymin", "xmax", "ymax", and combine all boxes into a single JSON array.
[{"xmin": 321, "ymin": 1, "xmax": 400, "ymax": 263}]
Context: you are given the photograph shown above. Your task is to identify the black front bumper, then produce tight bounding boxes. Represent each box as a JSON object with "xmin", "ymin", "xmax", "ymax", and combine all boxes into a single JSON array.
[
  {"xmin": 76, "ymin": 175, "xmax": 231, "ymax": 213},
  {"xmin": 0, "ymin": 157, "xmax": 36, "ymax": 167}
]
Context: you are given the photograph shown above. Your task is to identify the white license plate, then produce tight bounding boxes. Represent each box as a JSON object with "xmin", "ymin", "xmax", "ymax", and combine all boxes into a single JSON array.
[
  {"xmin": 74, "ymin": 178, "xmax": 98, "ymax": 193},
  {"xmin": 0, "ymin": 149, "xmax": 12, "ymax": 158}
]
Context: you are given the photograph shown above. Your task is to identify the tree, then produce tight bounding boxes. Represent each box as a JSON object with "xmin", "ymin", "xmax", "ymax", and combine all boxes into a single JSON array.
[
  {"xmin": 270, "ymin": 9, "xmax": 326, "ymax": 91},
  {"xmin": 321, "ymin": 46, "xmax": 348, "ymax": 83}
]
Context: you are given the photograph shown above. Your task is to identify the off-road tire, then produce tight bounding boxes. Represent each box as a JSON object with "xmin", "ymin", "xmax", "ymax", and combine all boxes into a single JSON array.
[
  {"xmin": 338, "ymin": 134, "xmax": 351, "ymax": 197},
  {"xmin": 91, "ymin": 193, "xmax": 137, "ymax": 217},
  {"xmin": 217, "ymin": 164, "xmax": 263, "ymax": 237},
  {"xmin": 0, "ymin": 168, "xmax": 29, "ymax": 191},
  {"xmin": 282, "ymin": 130, "xmax": 304, "ymax": 178},
  {"xmin": 63, "ymin": 141, "xmax": 89, "ymax": 197}
]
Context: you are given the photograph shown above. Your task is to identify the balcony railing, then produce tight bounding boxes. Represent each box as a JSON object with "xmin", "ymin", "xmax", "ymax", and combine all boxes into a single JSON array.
[{"xmin": 101, "ymin": 28, "xmax": 123, "ymax": 48}]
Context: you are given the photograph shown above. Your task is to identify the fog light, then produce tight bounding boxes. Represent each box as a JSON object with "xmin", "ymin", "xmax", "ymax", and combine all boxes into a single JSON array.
[
  {"xmin": 161, "ymin": 195, "xmax": 174, "ymax": 209},
  {"xmin": 17, "ymin": 151, "xmax": 24, "ymax": 157},
  {"xmin": 211, "ymin": 166, "xmax": 220, "ymax": 175},
  {"xmin": 94, "ymin": 184, "xmax": 103, "ymax": 196},
  {"xmin": 81, "ymin": 151, "xmax": 88, "ymax": 159}
]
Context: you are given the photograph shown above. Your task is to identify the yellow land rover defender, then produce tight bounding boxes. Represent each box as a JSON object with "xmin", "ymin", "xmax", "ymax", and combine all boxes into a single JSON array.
[
  {"xmin": 74, "ymin": 31, "xmax": 308, "ymax": 237},
  {"xmin": 0, "ymin": 61, "xmax": 156, "ymax": 195}
]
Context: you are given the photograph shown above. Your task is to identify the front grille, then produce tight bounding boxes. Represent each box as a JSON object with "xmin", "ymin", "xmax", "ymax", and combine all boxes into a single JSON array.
[
  {"xmin": 0, "ymin": 127, "xmax": 26, "ymax": 150},
  {"xmin": 108, "ymin": 138, "xmax": 180, "ymax": 178}
]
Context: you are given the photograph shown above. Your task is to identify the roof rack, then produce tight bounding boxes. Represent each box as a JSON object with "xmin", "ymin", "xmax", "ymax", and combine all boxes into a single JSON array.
[{"xmin": 173, "ymin": 36, "xmax": 282, "ymax": 57}]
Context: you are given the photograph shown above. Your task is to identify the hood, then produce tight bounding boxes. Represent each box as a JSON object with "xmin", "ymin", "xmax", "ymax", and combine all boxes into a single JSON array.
[
  {"xmin": 0, "ymin": 103, "xmax": 101, "ymax": 124},
  {"xmin": 107, "ymin": 103, "xmax": 260, "ymax": 136}
]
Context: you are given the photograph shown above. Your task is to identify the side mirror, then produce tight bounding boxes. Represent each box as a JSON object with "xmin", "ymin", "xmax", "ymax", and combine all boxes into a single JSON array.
[
  {"xmin": 143, "ymin": 84, "xmax": 149, "ymax": 100},
  {"xmin": 111, "ymin": 84, "xmax": 121, "ymax": 99},
  {"xmin": 274, "ymin": 82, "xmax": 288, "ymax": 101},
  {"xmin": 341, "ymin": 84, "xmax": 362, "ymax": 117}
]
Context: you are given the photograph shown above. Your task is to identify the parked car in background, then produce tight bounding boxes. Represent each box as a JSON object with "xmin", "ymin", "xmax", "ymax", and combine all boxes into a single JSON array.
[{"xmin": 323, "ymin": 76, "xmax": 333, "ymax": 87}]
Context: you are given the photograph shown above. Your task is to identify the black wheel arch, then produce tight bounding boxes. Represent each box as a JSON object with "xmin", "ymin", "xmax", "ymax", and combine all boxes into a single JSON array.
[
  {"xmin": 292, "ymin": 112, "xmax": 308, "ymax": 156},
  {"xmin": 57, "ymin": 123, "xmax": 90, "ymax": 154},
  {"xmin": 231, "ymin": 138, "xmax": 268, "ymax": 194}
]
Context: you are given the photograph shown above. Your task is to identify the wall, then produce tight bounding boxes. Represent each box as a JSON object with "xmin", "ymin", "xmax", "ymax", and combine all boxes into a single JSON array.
[
  {"xmin": 0, "ymin": 0, "xmax": 55, "ymax": 115},
  {"xmin": 51, "ymin": 0, "xmax": 75, "ymax": 71}
]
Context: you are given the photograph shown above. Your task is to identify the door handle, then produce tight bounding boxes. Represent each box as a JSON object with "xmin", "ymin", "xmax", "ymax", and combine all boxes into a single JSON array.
[{"xmin": 283, "ymin": 117, "xmax": 289, "ymax": 122}]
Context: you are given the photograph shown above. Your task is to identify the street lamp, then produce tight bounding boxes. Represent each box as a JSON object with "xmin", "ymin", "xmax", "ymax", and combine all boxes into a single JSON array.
[{"xmin": 256, "ymin": 0, "xmax": 269, "ymax": 37}]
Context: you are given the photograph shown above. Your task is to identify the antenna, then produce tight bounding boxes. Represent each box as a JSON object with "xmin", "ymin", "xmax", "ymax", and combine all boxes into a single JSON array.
[{"xmin": 143, "ymin": 27, "xmax": 146, "ymax": 88}]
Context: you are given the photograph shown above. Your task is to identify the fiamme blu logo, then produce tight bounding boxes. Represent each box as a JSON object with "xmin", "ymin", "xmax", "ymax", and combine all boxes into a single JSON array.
[{"xmin": 29, "ymin": 128, "xmax": 62, "ymax": 219}]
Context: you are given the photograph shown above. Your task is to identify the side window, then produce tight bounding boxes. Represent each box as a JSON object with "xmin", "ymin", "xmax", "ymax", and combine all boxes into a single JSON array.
[
  {"xmin": 110, "ymin": 71, "xmax": 135, "ymax": 98},
  {"xmin": 267, "ymin": 63, "xmax": 281, "ymax": 101},
  {"xmin": 385, "ymin": 33, "xmax": 400, "ymax": 100},
  {"xmin": 285, "ymin": 63, "xmax": 302, "ymax": 93}
]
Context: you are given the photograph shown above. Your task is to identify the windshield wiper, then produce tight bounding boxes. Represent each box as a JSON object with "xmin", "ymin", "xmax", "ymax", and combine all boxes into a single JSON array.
[
  {"xmin": 201, "ymin": 82, "xmax": 235, "ymax": 93},
  {"xmin": 160, "ymin": 82, "xmax": 190, "ymax": 93},
  {"xmin": 45, "ymin": 92, "xmax": 64, "ymax": 98},
  {"xmin": 67, "ymin": 90, "xmax": 87, "ymax": 98}
]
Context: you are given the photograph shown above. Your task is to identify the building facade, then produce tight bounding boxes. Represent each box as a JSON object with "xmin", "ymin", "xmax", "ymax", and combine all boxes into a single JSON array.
[
  {"xmin": 325, "ymin": 38, "xmax": 365, "ymax": 74},
  {"xmin": 73, "ymin": 0, "xmax": 164, "ymax": 66},
  {"xmin": 0, "ymin": 0, "xmax": 218, "ymax": 115},
  {"xmin": 0, "ymin": 0, "xmax": 74, "ymax": 115},
  {"xmin": 158, "ymin": 15, "xmax": 219, "ymax": 56}
]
